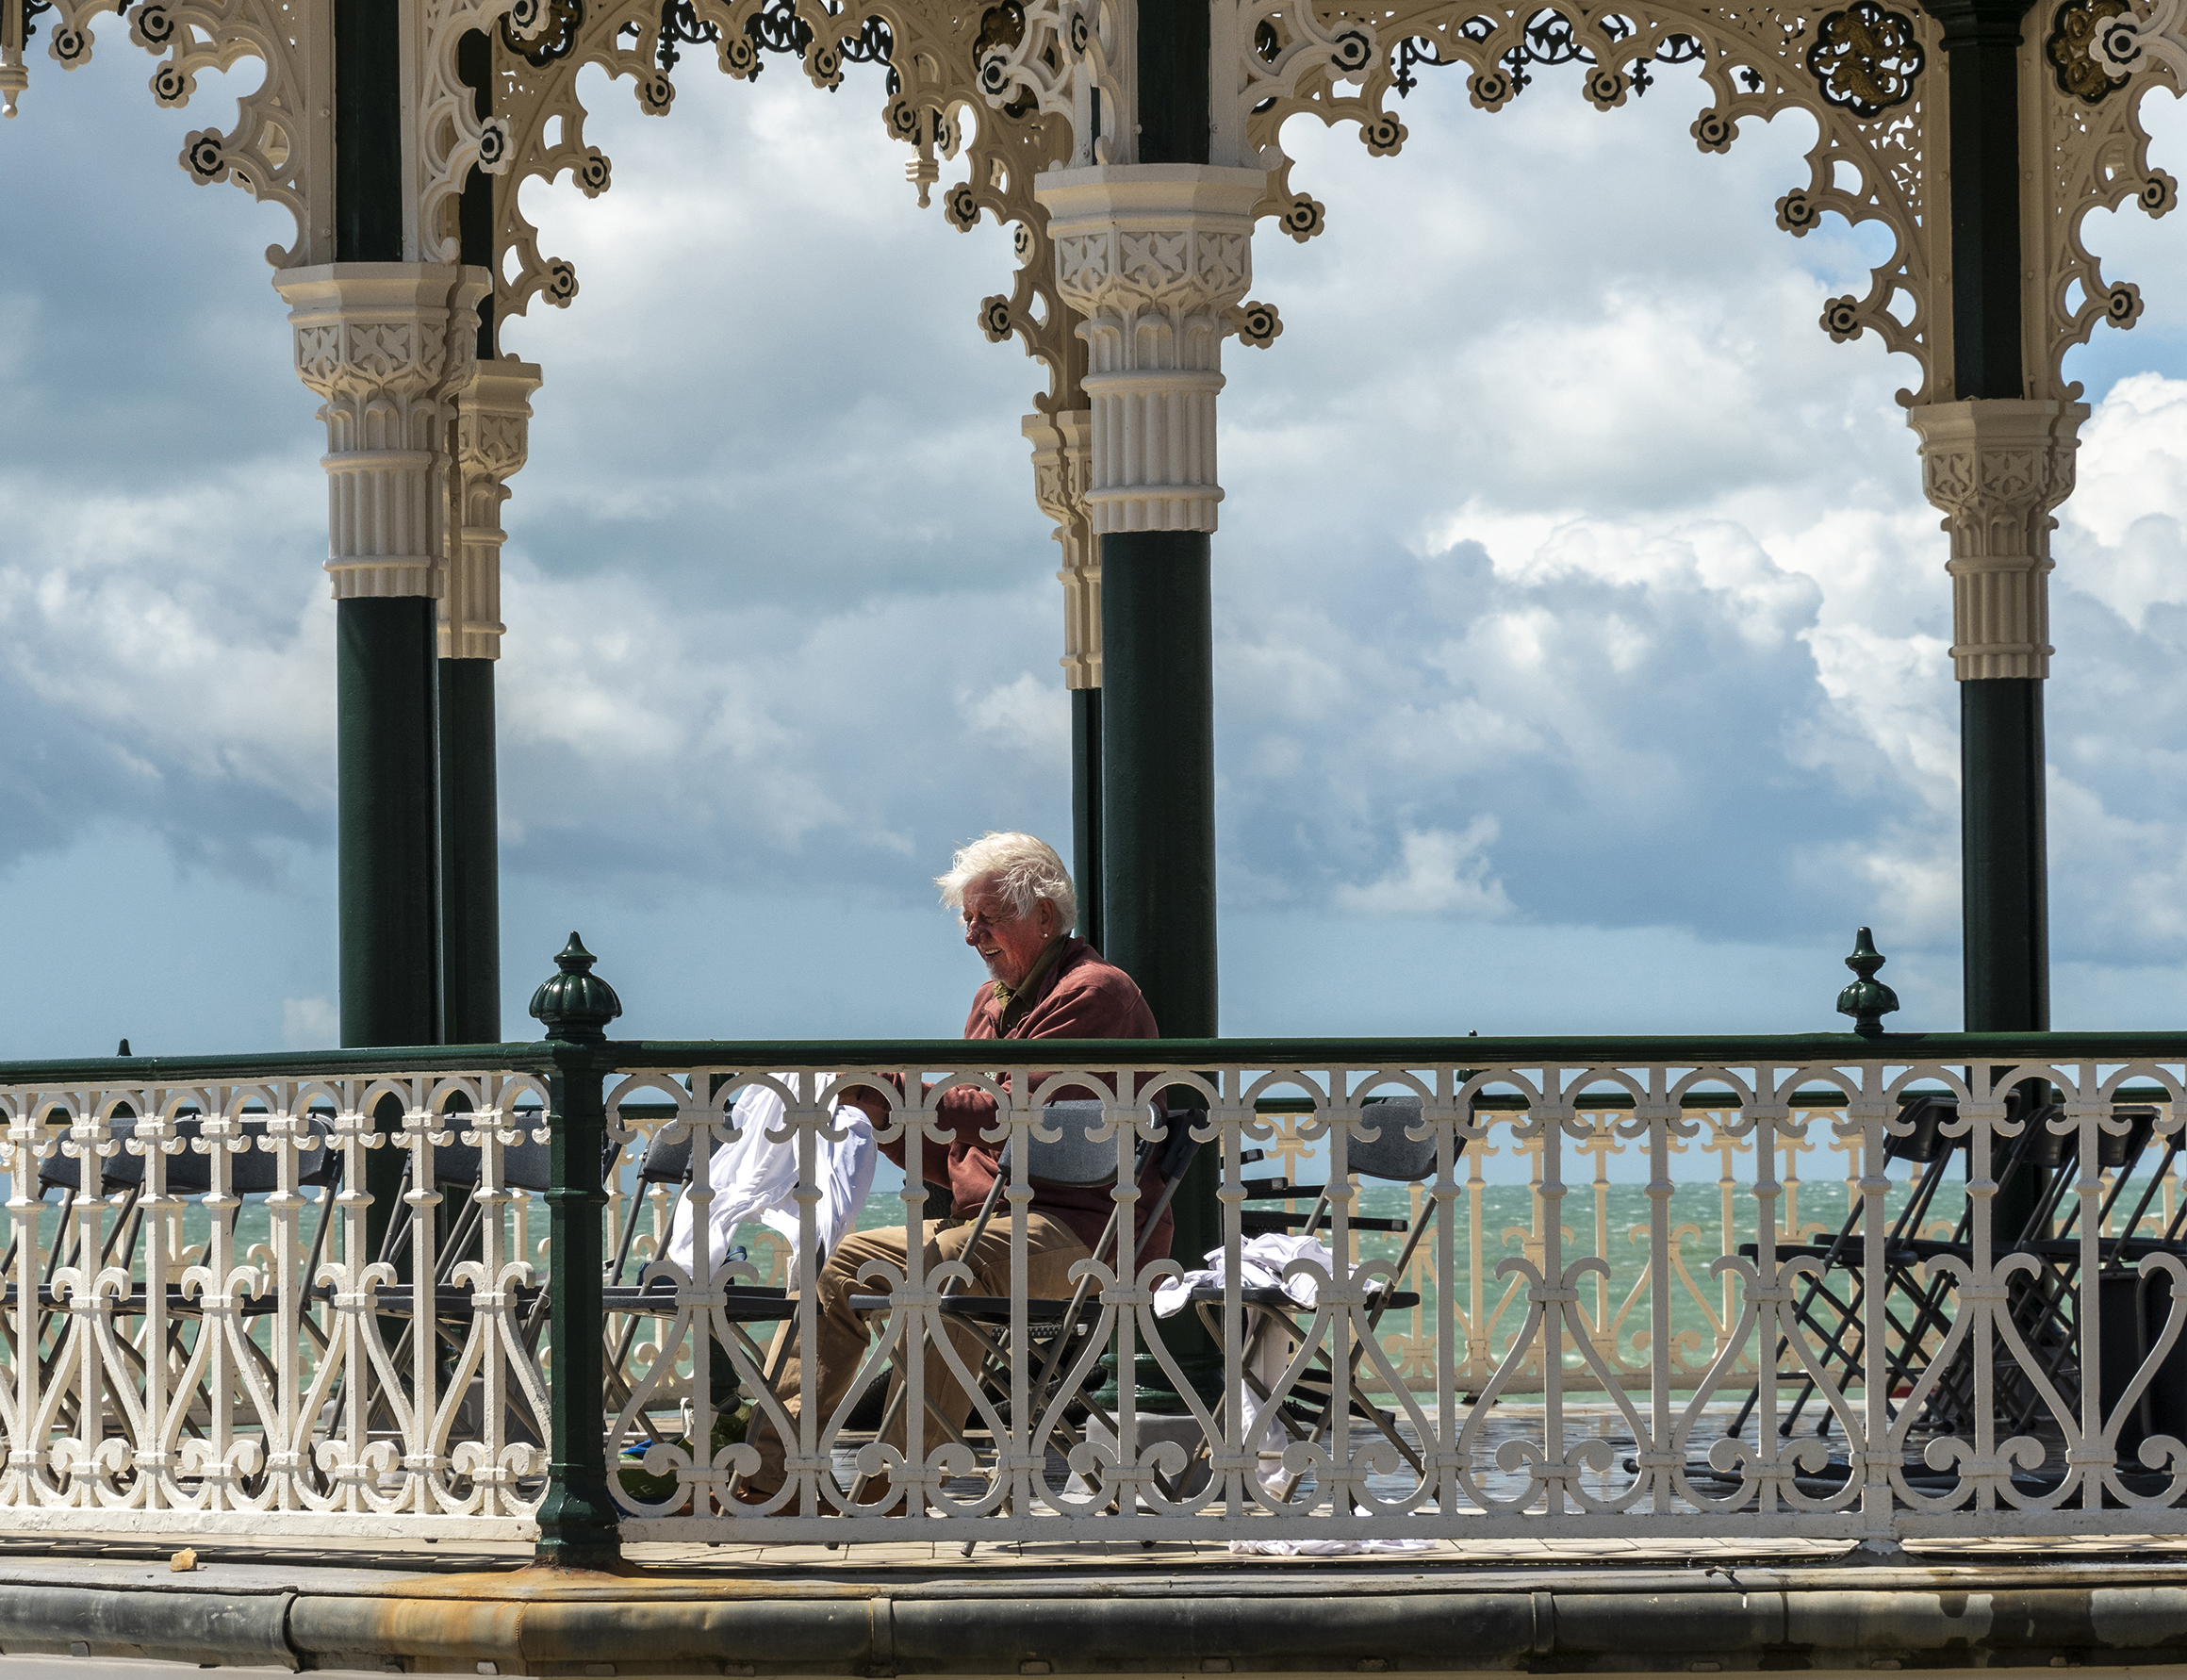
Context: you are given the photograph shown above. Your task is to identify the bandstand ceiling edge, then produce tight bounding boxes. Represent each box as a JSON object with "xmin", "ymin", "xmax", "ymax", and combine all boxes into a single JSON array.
[
  {"xmin": 7, "ymin": 0, "xmax": 2180, "ymax": 406},
  {"xmin": 4, "ymin": 0, "xmax": 2187, "ymax": 684}
]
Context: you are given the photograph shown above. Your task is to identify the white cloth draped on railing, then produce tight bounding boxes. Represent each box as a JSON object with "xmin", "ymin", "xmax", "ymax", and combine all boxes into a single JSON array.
[{"xmin": 664, "ymin": 1075, "xmax": 878, "ymax": 1284}]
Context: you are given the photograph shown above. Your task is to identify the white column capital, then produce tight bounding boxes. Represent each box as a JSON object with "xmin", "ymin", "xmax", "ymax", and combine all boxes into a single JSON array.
[
  {"xmin": 446, "ymin": 357, "xmax": 543, "ymax": 661},
  {"xmin": 1034, "ymin": 165, "xmax": 1266, "ymax": 535},
  {"xmin": 273, "ymin": 262, "xmax": 482, "ymax": 601},
  {"xmin": 1025, "ymin": 408, "xmax": 1098, "ymax": 689},
  {"xmin": 1906, "ymin": 398, "xmax": 2090, "ymax": 682}
]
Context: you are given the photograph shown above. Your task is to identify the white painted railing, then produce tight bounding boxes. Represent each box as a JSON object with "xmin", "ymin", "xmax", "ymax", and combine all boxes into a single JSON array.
[
  {"xmin": 0, "ymin": 1071, "xmax": 553, "ymax": 1540},
  {"xmin": 601, "ymin": 1048, "xmax": 2187, "ymax": 1546},
  {"xmin": 7, "ymin": 1043, "xmax": 2187, "ymax": 1553}
]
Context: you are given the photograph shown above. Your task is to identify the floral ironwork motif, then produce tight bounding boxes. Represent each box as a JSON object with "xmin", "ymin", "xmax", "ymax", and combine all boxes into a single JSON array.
[
  {"xmin": 1393, "ymin": 10, "xmax": 1707, "ymax": 101},
  {"xmin": 1805, "ymin": 0, "xmax": 1922, "ymax": 118},
  {"xmin": 651, "ymin": 0, "xmax": 895, "ymax": 89},
  {"xmin": 2047, "ymin": 0, "xmax": 2130, "ymax": 102},
  {"xmin": 502, "ymin": 0, "xmax": 583, "ymax": 63}
]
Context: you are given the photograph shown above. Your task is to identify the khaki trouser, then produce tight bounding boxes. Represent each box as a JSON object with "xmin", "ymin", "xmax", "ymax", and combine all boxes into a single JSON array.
[{"xmin": 745, "ymin": 1210, "xmax": 1094, "ymax": 1495}]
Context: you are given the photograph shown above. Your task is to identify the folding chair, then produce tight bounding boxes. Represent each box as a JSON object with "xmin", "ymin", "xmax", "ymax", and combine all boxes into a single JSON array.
[
  {"xmin": 600, "ymin": 1113, "xmax": 803, "ymax": 1507},
  {"xmin": 845, "ymin": 1097, "xmax": 1202, "ymax": 1522},
  {"xmin": 1184, "ymin": 1095, "xmax": 1441, "ymax": 1505},
  {"xmin": 1899, "ymin": 1095, "xmax": 2130, "ymax": 1444},
  {"xmin": 1722, "ymin": 1091, "xmax": 1966, "ymax": 1449}
]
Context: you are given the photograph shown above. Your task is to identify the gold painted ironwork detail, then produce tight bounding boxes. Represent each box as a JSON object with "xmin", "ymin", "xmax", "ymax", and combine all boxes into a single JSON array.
[
  {"xmin": 1806, "ymin": 0, "xmax": 1924, "ymax": 118},
  {"xmin": 2048, "ymin": 0, "xmax": 2132, "ymax": 102}
]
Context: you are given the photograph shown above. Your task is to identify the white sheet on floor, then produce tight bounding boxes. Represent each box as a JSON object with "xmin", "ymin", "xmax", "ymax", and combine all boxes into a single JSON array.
[
  {"xmin": 1226, "ymin": 1538, "xmax": 1439, "ymax": 1556},
  {"xmin": 663, "ymin": 1075, "xmax": 876, "ymax": 1287}
]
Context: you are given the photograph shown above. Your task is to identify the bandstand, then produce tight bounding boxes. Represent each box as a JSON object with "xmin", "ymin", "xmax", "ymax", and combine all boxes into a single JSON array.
[{"xmin": 13, "ymin": 0, "xmax": 2187, "ymax": 1674}]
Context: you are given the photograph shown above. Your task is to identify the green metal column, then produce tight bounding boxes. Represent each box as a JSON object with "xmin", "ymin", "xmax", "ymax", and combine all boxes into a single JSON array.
[
  {"xmin": 531, "ymin": 936, "xmax": 623, "ymax": 1569},
  {"xmin": 334, "ymin": 0, "xmax": 401, "ymax": 267},
  {"xmin": 1072, "ymin": 686, "xmax": 1104, "ymax": 953},
  {"xmin": 1929, "ymin": 0, "xmax": 2047, "ymax": 1233},
  {"xmin": 440, "ymin": 29, "xmax": 502, "ymax": 1047},
  {"xmin": 439, "ymin": 661, "xmax": 501, "ymax": 1044},
  {"xmin": 1101, "ymin": 537, "xmax": 1217, "ymax": 1039},
  {"xmin": 335, "ymin": 0, "xmax": 436, "ymax": 1265},
  {"xmin": 1095, "ymin": 0, "xmax": 1220, "ymax": 1402},
  {"xmin": 1962, "ymin": 679, "xmax": 2047, "ymax": 1032},
  {"xmin": 1930, "ymin": 0, "xmax": 2047, "ymax": 1040},
  {"xmin": 1103, "ymin": 540, "xmax": 1220, "ymax": 1400},
  {"xmin": 337, "ymin": 601, "xmax": 443, "ymax": 1049}
]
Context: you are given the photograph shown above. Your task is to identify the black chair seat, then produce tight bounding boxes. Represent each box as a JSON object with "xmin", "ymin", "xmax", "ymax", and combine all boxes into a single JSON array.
[
  {"xmin": 1185, "ymin": 1281, "xmax": 1420, "ymax": 1311},
  {"xmin": 2, "ymin": 1282, "xmax": 281, "ymax": 1316},
  {"xmin": 304, "ymin": 1281, "xmax": 544, "ymax": 1318},
  {"xmin": 848, "ymin": 1293, "xmax": 1101, "ymax": 1338},
  {"xmin": 600, "ymin": 1282, "xmax": 794, "ymax": 1322},
  {"xmin": 1241, "ymin": 1208, "xmax": 1408, "ymax": 1234},
  {"xmin": 1735, "ymin": 1237, "xmax": 1932, "ymax": 1268}
]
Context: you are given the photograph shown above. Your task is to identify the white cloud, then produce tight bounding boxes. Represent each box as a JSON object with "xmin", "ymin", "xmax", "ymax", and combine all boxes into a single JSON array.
[
  {"xmin": 1336, "ymin": 819, "xmax": 1514, "ymax": 919},
  {"xmin": 282, "ymin": 995, "xmax": 338, "ymax": 1049},
  {"xmin": 12, "ymin": 41, "xmax": 2187, "ymax": 1041},
  {"xmin": 961, "ymin": 672, "xmax": 1069, "ymax": 760}
]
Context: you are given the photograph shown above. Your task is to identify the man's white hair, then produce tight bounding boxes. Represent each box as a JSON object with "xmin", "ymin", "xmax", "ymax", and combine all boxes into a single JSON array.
[{"xmin": 936, "ymin": 832, "xmax": 1078, "ymax": 932}]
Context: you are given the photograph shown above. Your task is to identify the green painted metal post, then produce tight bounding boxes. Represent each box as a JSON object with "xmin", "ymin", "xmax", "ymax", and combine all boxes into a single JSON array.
[
  {"xmin": 1101, "ymin": 536, "xmax": 1218, "ymax": 1042},
  {"xmin": 1102, "ymin": 536, "xmax": 1221, "ymax": 1397},
  {"xmin": 439, "ymin": 29, "xmax": 502, "ymax": 1047},
  {"xmin": 333, "ymin": 0, "xmax": 402, "ymax": 268},
  {"xmin": 334, "ymin": 0, "xmax": 436, "ymax": 1262},
  {"xmin": 531, "ymin": 934, "xmax": 623, "ymax": 1569},
  {"xmin": 338, "ymin": 599, "xmax": 442, "ymax": 1262},
  {"xmin": 1094, "ymin": 0, "xmax": 1221, "ymax": 1400},
  {"xmin": 439, "ymin": 661, "xmax": 501, "ymax": 1045},
  {"xmin": 1929, "ymin": 0, "xmax": 2047, "ymax": 1231},
  {"xmin": 1072, "ymin": 686, "xmax": 1104, "ymax": 953}
]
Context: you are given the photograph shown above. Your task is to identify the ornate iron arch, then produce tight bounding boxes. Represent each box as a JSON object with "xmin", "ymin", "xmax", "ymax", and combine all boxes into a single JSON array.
[{"xmin": 979, "ymin": 0, "xmax": 2184, "ymax": 405}]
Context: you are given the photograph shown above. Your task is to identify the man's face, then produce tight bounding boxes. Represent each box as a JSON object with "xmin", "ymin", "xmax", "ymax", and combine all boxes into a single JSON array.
[{"xmin": 961, "ymin": 871, "xmax": 1058, "ymax": 989}]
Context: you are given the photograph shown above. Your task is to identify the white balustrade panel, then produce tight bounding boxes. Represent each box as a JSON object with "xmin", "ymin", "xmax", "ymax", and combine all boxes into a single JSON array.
[
  {"xmin": 601, "ymin": 1056, "xmax": 2187, "ymax": 1549},
  {"xmin": 0, "ymin": 1074, "xmax": 551, "ymax": 1541},
  {"xmin": 8, "ymin": 1053, "xmax": 2187, "ymax": 1553}
]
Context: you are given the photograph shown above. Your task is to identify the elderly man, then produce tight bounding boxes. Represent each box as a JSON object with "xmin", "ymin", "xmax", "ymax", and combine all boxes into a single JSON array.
[{"xmin": 738, "ymin": 832, "xmax": 1162, "ymax": 1507}]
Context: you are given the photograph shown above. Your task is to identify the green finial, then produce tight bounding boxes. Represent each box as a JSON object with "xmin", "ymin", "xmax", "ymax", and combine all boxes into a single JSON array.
[
  {"xmin": 529, "ymin": 932, "xmax": 623, "ymax": 1043},
  {"xmin": 1835, "ymin": 926, "xmax": 1900, "ymax": 1038}
]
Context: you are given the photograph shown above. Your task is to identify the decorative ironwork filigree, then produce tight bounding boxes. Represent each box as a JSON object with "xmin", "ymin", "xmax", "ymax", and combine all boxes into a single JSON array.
[
  {"xmin": 660, "ymin": 0, "xmax": 893, "ymax": 87},
  {"xmin": 1805, "ymin": 0, "xmax": 1922, "ymax": 118},
  {"xmin": 655, "ymin": 0, "xmax": 716, "ymax": 67},
  {"xmin": 1393, "ymin": 11, "xmax": 1706, "ymax": 100},
  {"xmin": 503, "ymin": 0, "xmax": 584, "ymax": 64},
  {"xmin": 2047, "ymin": 0, "xmax": 2130, "ymax": 102}
]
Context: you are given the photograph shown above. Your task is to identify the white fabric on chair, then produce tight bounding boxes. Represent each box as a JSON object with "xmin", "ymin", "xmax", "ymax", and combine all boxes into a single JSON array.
[
  {"xmin": 1151, "ymin": 1232, "xmax": 1333, "ymax": 1317},
  {"xmin": 663, "ymin": 1075, "xmax": 877, "ymax": 1287},
  {"xmin": 1154, "ymin": 1233, "xmax": 1337, "ymax": 1492}
]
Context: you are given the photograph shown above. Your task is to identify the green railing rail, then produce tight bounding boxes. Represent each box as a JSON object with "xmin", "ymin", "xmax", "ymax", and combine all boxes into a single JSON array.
[{"xmin": 5, "ymin": 1028, "xmax": 2187, "ymax": 1089}]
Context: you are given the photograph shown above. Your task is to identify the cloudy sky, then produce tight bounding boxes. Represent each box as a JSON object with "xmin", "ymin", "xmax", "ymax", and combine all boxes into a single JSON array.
[{"xmin": 6, "ymin": 36, "xmax": 2187, "ymax": 1058}]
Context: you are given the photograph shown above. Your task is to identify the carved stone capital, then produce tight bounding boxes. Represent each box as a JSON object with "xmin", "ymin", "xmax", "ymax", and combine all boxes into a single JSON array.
[
  {"xmin": 1906, "ymin": 399, "xmax": 2089, "ymax": 681},
  {"xmin": 274, "ymin": 263, "xmax": 484, "ymax": 601},
  {"xmin": 445, "ymin": 356, "xmax": 544, "ymax": 661},
  {"xmin": 1025, "ymin": 408, "xmax": 1098, "ymax": 689},
  {"xmin": 1034, "ymin": 165, "xmax": 1265, "ymax": 535}
]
